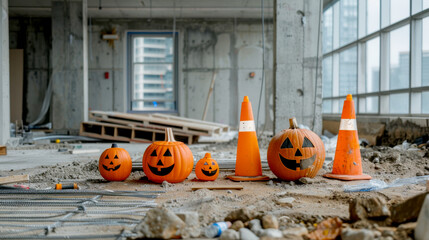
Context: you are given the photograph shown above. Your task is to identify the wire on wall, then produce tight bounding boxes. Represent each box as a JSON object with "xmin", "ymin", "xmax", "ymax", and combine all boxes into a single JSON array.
[{"xmin": 256, "ymin": 0, "xmax": 266, "ymax": 135}]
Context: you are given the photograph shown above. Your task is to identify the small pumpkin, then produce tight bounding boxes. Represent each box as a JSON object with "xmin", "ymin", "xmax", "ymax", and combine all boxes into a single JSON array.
[
  {"xmin": 267, "ymin": 118, "xmax": 325, "ymax": 181},
  {"xmin": 195, "ymin": 153, "xmax": 219, "ymax": 181},
  {"xmin": 99, "ymin": 143, "xmax": 132, "ymax": 181},
  {"xmin": 142, "ymin": 128, "xmax": 194, "ymax": 183}
]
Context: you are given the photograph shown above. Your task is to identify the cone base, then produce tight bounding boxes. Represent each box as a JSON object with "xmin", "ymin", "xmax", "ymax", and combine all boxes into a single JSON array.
[
  {"xmin": 323, "ymin": 173, "xmax": 372, "ymax": 181},
  {"xmin": 226, "ymin": 175, "xmax": 270, "ymax": 182}
]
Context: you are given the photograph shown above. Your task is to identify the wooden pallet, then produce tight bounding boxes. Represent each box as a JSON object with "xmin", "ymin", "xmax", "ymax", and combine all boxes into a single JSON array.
[
  {"xmin": 89, "ymin": 111, "xmax": 228, "ymax": 136},
  {"xmin": 0, "ymin": 146, "xmax": 6, "ymax": 156},
  {"xmin": 79, "ymin": 121, "xmax": 196, "ymax": 144}
]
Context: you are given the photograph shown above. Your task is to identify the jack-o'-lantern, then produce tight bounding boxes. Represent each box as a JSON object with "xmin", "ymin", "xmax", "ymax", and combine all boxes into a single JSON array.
[
  {"xmin": 267, "ymin": 118, "xmax": 325, "ymax": 181},
  {"xmin": 142, "ymin": 128, "xmax": 194, "ymax": 183},
  {"xmin": 195, "ymin": 153, "xmax": 219, "ymax": 181},
  {"xmin": 98, "ymin": 143, "xmax": 132, "ymax": 181}
]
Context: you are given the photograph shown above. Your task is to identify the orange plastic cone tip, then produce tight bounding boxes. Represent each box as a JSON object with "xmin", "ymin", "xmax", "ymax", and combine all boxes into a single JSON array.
[{"xmin": 323, "ymin": 94, "xmax": 371, "ymax": 181}]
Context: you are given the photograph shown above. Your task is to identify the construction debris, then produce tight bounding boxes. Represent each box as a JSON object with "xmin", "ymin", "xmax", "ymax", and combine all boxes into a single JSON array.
[
  {"xmin": 0, "ymin": 145, "xmax": 6, "ymax": 155},
  {"xmin": 133, "ymin": 207, "xmax": 186, "ymax": 239}
]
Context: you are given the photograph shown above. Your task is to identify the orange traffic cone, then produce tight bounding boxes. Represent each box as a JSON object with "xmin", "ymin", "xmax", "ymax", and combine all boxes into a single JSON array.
[
  {"xmin": 227, "ymin": 96, "xmax": 269, "ymax": 181},
  {"xmin": 324, "ymin": 94, "xmax": 371, "ymax": 181}
]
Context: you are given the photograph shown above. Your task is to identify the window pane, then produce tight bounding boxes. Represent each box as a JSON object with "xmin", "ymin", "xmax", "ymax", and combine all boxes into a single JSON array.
[
  {"xmin": 366, "ymin": 37, "xmax": 380, "ymax": 92},
  {"xmin": 390, "ymin": 93, "xmax": 409, "ymax": 114},
  {"xmin": 133, "ymin": 37, "xmax": 173, "ymax": 63},
  {"xmin": 422, "ymin": 91, "xmax": 429, "ymax": 113},
  {"xmin": 322, "ymin": 100, "xmax": 332, "ymax": 113},
  {"xmin": 339, "ymin": 46, "xmax": 357, "ymax": 95},
  {"xmin": 390, "ymin": 25, "xmax": 410, "ymax": 90},
  {"xmin": 423, "ymin": 17, "xmax": 429, "ymax": 86},
  {"xmin": 323, "ymin": 7, "xmax": 333, "ymax": 53},
  {"xmin": 367, "ymin": 0, "xmax": 380, "ymax": 34},
  {"xmin": 323, "ymin": 56, "xmax": 333, "ymax": 97},
  {"xmin": 390, "ymin": 0, "xmax": 410, "ymax": 24},
  {"xmin": 340, "ymin": 0, "xmax": 358, "ymax": 46},
  {"xmin": 366, "ymin": 96, "xmax": 379, "ymax": 113}
]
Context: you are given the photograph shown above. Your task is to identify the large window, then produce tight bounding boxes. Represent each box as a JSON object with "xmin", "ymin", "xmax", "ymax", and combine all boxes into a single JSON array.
[
  {"xmin": 322, "ymin": 0, "xmax": 429, "ymax": 116},
  {"xmin": 127, "ymin": 32, "xmax": 178, "ymax": 112}
]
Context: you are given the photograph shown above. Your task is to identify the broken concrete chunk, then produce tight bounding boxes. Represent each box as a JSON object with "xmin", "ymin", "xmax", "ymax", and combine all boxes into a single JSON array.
[
  {"xmin": 341, "ymin": 228, "xmax": 375, "ymax": 240},
  {"xmin": 262, "ymin": 214, "xmax": 279, "ymax": 229},
  {"xmin": 175, "ymin": 211, "xmax": 201, "ymax": 238},
  {"xmin": 219, "ymin": 229, "xmax": 240, "ymax": 240},
  {"xmin": 134, "ymin": 207, "xmax": 185, "ymax": 239},
  {"xmin": 249, "ymin": 219, "xmax": 263, "ymax": 236},
  {"xmin": 391, "ymin": 192, "xmax": 428, "ymax": 224},
  {"xmin": 230, "ymin": 220, "xmax": 244, "ymax": 231},
  {"xmin": 415, "ymin": 195, "xmax": 429, "ymax": 240},
  {"xmin": 350, "ymin": 196, "xmax": 390, "ymax": 222},
  {"xmin": 282, "ymin": 227, "xmax": 308, "ymax": 236},
  {"xmin": 276, "ymin": 197, "xmax": 295, "ymax": 207},
  {"xmin": 225, "ymin": 207, "xmax": 256, "ymax": 222},
  {"xmin": 239, "ymin": 227, "xmax": 259, "ymax": 240},
  {"xmin": 259, "ymin": 229, "xmax": 283, "ymax": 238}
]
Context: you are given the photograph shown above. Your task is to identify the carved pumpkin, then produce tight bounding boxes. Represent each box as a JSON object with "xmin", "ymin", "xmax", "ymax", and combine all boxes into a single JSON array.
[
  {"xmin": 267, "ymin": 118, "xmax": 325, "ymax": 181},
  {"xmin": 195, "ymin": 153, "xmax": 219, "ymax": 181},
  {"xmin": 142, "ymin": 128, "xmax": 194, "ymax": 183},
  {"xmin": 98, "ymin": 143, "xmax": 132, "ymax": 181}
]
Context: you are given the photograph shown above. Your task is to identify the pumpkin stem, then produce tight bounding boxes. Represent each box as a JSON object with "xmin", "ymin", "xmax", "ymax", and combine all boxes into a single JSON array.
[
  {"xmin": 111, "ymin": 143, "xmax": 118, "ymax": 148},
  {"xmin": 289, "ymin": 118, "xmax": 299, "ymax": 129},
  {"xmin": 164, "ymin": 128, "xmax": 176, "ymax": 142},
  {"xmin": 204, "ymin": 153, "xmax": 211, "ymax": 158}
]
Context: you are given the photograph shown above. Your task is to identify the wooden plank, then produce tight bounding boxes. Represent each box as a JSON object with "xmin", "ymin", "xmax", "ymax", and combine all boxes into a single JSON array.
[
  {"xmin": 0, "ymin": 146, "xmax": 6, "ymax": 156},
  {"xmin": 70, "ymin": 149, "xmax": 100, "ymax": 154},
  {"xmin": 0, "ymin": 175, "xmax": 29, "ymax": 185},
  {"xmin": 152, "ymin": 113, "xmax": 230, "ymax": 132},
  {"xmin": 191, "ymin": 185, "xmax": 243, "ymax": 191},
  {"xmin": 89, "ymin": 111, "xmax": 223, "ymax": 136}
]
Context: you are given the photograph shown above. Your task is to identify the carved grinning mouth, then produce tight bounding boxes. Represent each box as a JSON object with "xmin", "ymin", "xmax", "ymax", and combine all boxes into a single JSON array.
[
  {"xmin": 148, "ymin": 164, "xmax": 175, "ymax": 176},
  {"xmin": 279, "ymin": 154, "xmax": 316, "ymax": 171},
  {"xmin": 102, "ymin": 164, "xmax": 121, "ymax": 171},
  {"xmin": 201, "ymin": 168, "xmax": 218, "ymax": 177}
]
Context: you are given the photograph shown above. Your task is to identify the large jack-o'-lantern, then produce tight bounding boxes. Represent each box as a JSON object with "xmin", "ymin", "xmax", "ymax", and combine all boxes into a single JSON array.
[
  {"xmin": 98, "ymin": 143, "xmax": 132, "ymax": 181},
  {"xmin": 267, "ymin": 118, "xmax": 325, "ymax": 181},
  {"xmin": 143, "ymin": 128, "xmax": 194, "ymax": 183},
  {"xmin": 195, "ymin": 153, "xmax": 219, "ymax": 181}
]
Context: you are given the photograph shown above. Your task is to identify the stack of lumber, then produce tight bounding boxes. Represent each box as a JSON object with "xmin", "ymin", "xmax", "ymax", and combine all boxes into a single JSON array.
[
  {"xmin": 0, "ymin": 146, "xmax": 6, "ymax": 156},
  {"xmin": 80, "ymin": 111, "xmax": 230, "ymax": 144}
]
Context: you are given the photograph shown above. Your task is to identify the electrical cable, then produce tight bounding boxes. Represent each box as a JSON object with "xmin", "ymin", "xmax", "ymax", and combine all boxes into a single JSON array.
[{"xmin": 255, "ymin": 0, "xmax": 265, "ymax": 135}]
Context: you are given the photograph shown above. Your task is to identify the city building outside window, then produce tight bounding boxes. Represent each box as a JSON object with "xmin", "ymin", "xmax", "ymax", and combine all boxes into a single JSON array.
[
  {"xmin": 322, "ymin": 0, "xmax": 429, "ymax": 116},
  {"xmin": 127, "ymin": 32, "xmax": 178, "ymax": 112}
]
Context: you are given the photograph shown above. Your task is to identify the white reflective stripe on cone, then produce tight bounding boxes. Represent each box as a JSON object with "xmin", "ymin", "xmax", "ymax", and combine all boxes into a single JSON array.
[
  {"xmin": 339, "ymin": 119, "xmax": 357, "ymax": 131},
  {"xmin": 239, "ymin": 120, "xmax": 255, "ymax": 132}
]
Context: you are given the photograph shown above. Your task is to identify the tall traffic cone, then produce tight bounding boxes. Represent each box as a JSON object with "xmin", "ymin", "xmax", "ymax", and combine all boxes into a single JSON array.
[
  {"xmin": 227, "ymin": 96, "xmax": 269, "ymax": 181},
  {"xmin": 324, "ymin": 94, "xmax": 371, "ymax": 181}
]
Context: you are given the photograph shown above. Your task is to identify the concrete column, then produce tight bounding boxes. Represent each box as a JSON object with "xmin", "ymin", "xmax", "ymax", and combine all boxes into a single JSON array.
[
  {"xmin": 51, "ymin": 0, "xmax": 88, "ymax": 133},
  {"xmin": 273, "ymin": 0, "xmax": 323, "ymax": 135},
  {"xmin": 0, "ymin": 0, "xmax": 10, "ymax": 145}
]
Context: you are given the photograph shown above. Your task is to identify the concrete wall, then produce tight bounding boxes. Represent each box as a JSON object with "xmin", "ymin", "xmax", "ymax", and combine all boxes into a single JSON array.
[
  {"xmin": 88, "ymin": 19, "xmax": 274, "ymax": 130},
  {"xmin": 9, "ymin": 18, "xmax": 51, "ymax": 124}
]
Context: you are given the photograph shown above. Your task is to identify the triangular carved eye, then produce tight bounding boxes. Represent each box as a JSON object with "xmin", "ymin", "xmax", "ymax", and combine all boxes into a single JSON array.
[
  {"xmin": 114, "ymin": 155, "xmax": 118, "ymax": 159},
  {"xmin": 302, "ymin": 137, "xmax": 314, "ymax": 148},
  {"xmin": 212, "ymin": 162, "xmax": 215, "ymax": 165},
  {"xmin": 281, "ymin": 137, "xmax": 293, "ymax": 149},
  {"xmin": 150, "ymin": 150, "xmax": 157, "ymax": 156},
  {"xmin": 204, "ymin": 162, "xmax": 208, "ymax": 165},
  {"xmin": 163, "ymin": 149, "xmax": 172, "ymax": 157},
  {"xmin": 105, "ymin": 155, "xmax": 109, "ymax": 159}
]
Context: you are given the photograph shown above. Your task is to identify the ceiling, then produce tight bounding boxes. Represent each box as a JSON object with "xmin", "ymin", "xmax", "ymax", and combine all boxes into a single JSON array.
[{"xmin": 9, "ymin": 0, "xmax": 275, "ymax": 19}]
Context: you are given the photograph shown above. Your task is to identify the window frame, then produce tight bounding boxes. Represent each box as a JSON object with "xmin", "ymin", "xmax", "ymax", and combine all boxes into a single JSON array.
[
  {"xmin": 322, "ymin": 0, "xmax": 429, "ymax": 117},
  {"xmin": 126, "ymin": 31, "xmax": 179, "ymax": 113}
]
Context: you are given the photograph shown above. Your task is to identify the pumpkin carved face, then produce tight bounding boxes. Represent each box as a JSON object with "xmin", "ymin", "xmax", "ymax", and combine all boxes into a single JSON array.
[
  {"xmin": 267, "ymin": 118, "xmax": 325, "ymax": 181},
  {"xmin": 99, "ymin": 143, "xmax": 132, "ymax": 181},
  {"xmin": 143, "ymin": 128, "xmax": 193, "ymax": 183},
  {"xmin": 195, "ymin": 153, "xmax": 219, "ymax": 181}
]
